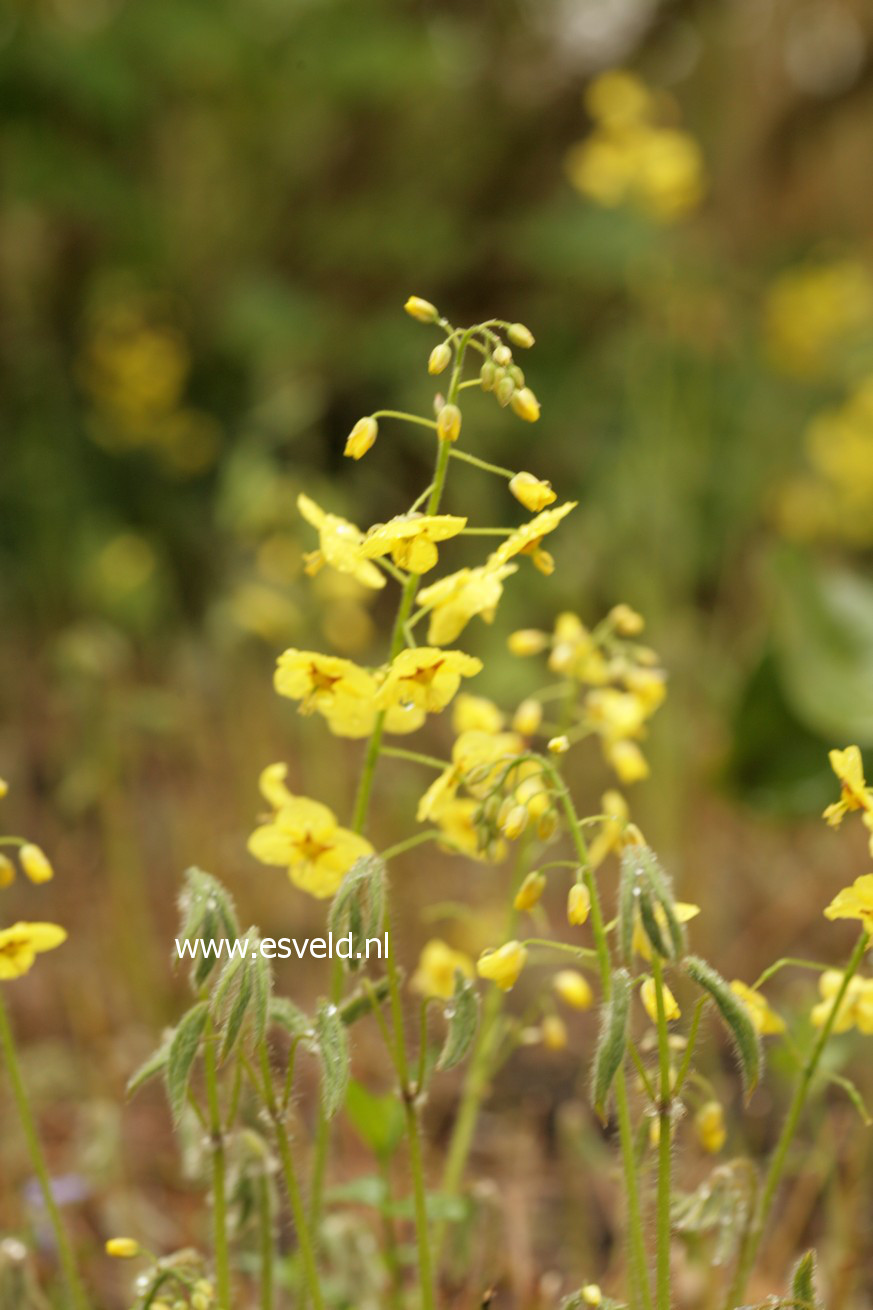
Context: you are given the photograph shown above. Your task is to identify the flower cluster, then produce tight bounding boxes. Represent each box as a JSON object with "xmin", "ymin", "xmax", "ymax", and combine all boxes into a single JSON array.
[
  {"xmin": 0, "ymin": 778, "xmax": 66, "ymax": 981},
  {"xmin": 762, "ymin": 259, "xmax": 873, "ymax": 379}
]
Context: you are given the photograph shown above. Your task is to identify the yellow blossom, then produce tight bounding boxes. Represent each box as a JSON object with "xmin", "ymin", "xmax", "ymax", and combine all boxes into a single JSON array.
[
  {"xmin": 510, "ymin": 387, "xmax": 540, "ymax": 423},
  {"xmin": 344, "ymin": 417, "xmax": 378, "ymax": 460},
  {"xmin": 507, "ymin": 628, "xmax": 549, "ymax": 656},
  {"xmin": 512, "ymin": 698, "xmax": 542, "ymax": 737},
  {"xmin": 477, "ymin": 940, "xmax": 527, "ymax": 991},
  {"xmin": 411, "ymin": 939, "xmax": 474, "ymax": 999},
  {"xmin": 105, "ymin": 1238, "xmax": 141, "ymax": 1259},
  {"xmin": 541, "ymin": 1014, "xmax": 568, "ymax": 1050},
  {"xmin": 641, "ymin": 976, "xmax": 681, "ymax": 1023},
  {"xmin": 695, "ymin": 1101, "xmax": 726, "ymax": 1153},
  {"xmin": 633, "ymin": 902, "xmax": 699, "ymax": 962},
  {"xmin": 404, "ymin": 295, "xmax": 439, "ymax": 323},
  {"xmin": 553, "ymin": 969, "xmax": 594, "ymax": 1010},
  {"xmin": 489, "ymin": 502, "xmax": 577, "ymax": 570},
  {"xmin": 417, "ymin": 563, "xmax": 517, "ymax": 646},
  {"xmin": 548, "ymin": 735, "xmax": 570, "ymax": 755},
  {"xmin": 509, "ymin": 471, "xmax": 556, "ymax": 512},
  {"xmin": 248, "ymin": 797, "xmax": 373, "ymax": 899},
  {"xmin": 811, "ymin": 969, "xmax": 873, "ymax": 1034},
  {"xmin": 823, "ymin": 874, "xmax": 873, "ymax": 934},
  {"xmin": 514, "ymin": 871, "xmax": 547, "ymax": 911},
  {"xmin": 823, "ymin": 747, "xmax": 873, "ymax": 854},
  {"xmin": 361, "ymin": 513, "xmax": 466, "ymax": 574},
  {"xmin": 581, "ymin": 1284, "xmax": 602, "ymax": 1308},
  {"xmin": 297, "ymin": 493, "xmax": 385, "ymax": 590},
  {"xmin": 19, "ymin": 843, "xmax": 54, "ymax": 885},
  {"xmin": 0, "ymin": 854, "xmax": 15, "ymax": 888},
  {"xmin": 0, "ymin": 922, "xmax": 67, "ymax": 980},
  {"xmin": 428, "ymin": 342, "xmax": 452, "ymax": 375},
  {"xmin": 452, "ymin": 693, "xmax": 505, "ymax": 735},
  {"xmin": 609, "ymin": 602, "xmax": 645, "ymax": 635},
  {"xmin": 567, "ymin": 883, "xmax": 591, "ymax": 926},
  {"xmin": 763, "ymin": 260, "xmax": 873, "ymax": 377},
  {"xmin": 377, "ymin": 647, "xmax": 482, "ymax": 718},
  {"xmin": 433, "ymin": 798, "xmax": 503, "ymax": 863},
  {"xmin": 588, "ymin": 790, "xmax": 630, "ymax": 869},
  {"xmin": 417, "ymin": 729, "xmax": 522, "ymax": 822},
  {"xmin": 258, "ymin": 762, "xmax": 295, "ymax": 810},
  {"xmin": 585, "ymin": 70, "xmax": 652, "ymax": 129},
  {"xmin": 275, "ymin": 650, "xmax": 375, "ymax": 720},
  {"xmin": 729, "ymin": 980, "xmax": 786, "ymax": 1036},
  {"xmin": 437, "ymin": 403, "xmax": 462, "ymax": 444},
  {"xmin": 605, "ymin": 739, "xmax": 650, "ymax": 783}
]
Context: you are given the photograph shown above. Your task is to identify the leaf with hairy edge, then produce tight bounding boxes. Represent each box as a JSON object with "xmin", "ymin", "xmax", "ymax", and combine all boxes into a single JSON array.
[
  {"xmin": 269, "ymin": 996, "xmax": 313, "ymax": 1041},
  {"xmin": 315, "ymin": 1001, "xmax": 350, "ymax": 1119},
  {"xmin": 685, "ymin": 956, "xmax": 761, "ymax": 1096},
  {"xmin": 591, "ymin": 968, "xmax": 631, "ymax": 1121},
  {"xmin": 177, "ymin": 868, "xmax": 240, "ymax": 988},
  {"xmin": 617, "ymin": 849, "xmax": 637, "ymax": 966},
  {"xmin": 636, "ymin": 845, "xmax": 685, "ymax": 959},
  {"xmin": 637, "ymin": 883, "xmax": 671, "ymax": 960},
  {"xmin": 165, "ymin": 1001, "xmax": 209, "ymax": 1121},
  {"xmin": 340, "ymin": 977, "xmax": 391, "ymax": 1026},
  {"xmin": 789, "ymin": 1249, "xmax": 820, "ymax": 1309},
  {"xmin": 329, "ymin": 856, "xmax": 386, "ymax": 972},
  {"xmin": 126, "ymin": 1036, "xmax": 172, "ymax": 1098},
  {"xmin": 438, "ymin": 971, "xmax": 479, "ymax": 1071}
]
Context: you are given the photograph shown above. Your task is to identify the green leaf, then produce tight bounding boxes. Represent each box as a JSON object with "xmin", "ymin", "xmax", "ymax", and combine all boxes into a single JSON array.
[
  {"xmin": 591, "ymin": 968, "xmax": 631, "ymax": 1121},
  {"xmin": 637, "ymin": 846, "xmax": 686, "ymax": 960},
  {"xmin": 637, "ymin": 884, "xmax": 671, "ymax": 961},
  {"xmin": 338, "ymin": 976, "xmax": 391, "ymax": 1026},
  {"xmin": 617, "ymin": 848, "xmax": 637, "ymax": 966},
  {"xmin": 789, "ymin": 1249, "xmax": 820, "ymax": 1309},
  {"xmin": 165, "ymin": 1001, "xmax": 209, "ymax": 1121},
  {"xmin": 126, "ymin": 1036, "xmax": 171, "ymax": 1098},
  {"xmin": 250, "ymin": 942, "xmax": 272, "ymax": 1049},
  {"xmin": 685, "ymin": 957, "xmax": 761, "ymax": 1096},
  {"xmin": 315, "ymin": 1001, "xmax": 350, "ymax": 1119},
  {"xmin": 437, "ymin": 970, "xmax": 478, "ymax": 1072},
  {"xmin": 345, "ymin": 1079, "xmax": 405, "ymax": 1159},
  {"xmin": 177, "ymin": 868, "xmax": 240, "ymax": 988},
  {"xmin": 328, "ymin": 855, "xmax": 386, "ymax": 971},
  {"xmin": 269, "ymin": 996, "xmax": 313, "ymax": 1041}
]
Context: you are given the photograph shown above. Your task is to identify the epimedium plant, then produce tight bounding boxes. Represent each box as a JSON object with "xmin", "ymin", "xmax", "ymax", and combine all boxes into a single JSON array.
[{"xmin": 4, "ymin": 305, "xmax": 873, "ymax": 1310}]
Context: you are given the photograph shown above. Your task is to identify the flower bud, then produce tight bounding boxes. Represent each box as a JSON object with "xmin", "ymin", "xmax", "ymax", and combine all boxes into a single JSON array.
[
  {"xmin": 510, "ymin": 386, "xmax": 541, "ymax": 422},
  {"xmin": 477, "ymin": 940, "xmax": 527, "ymax": 991},
  {"xmin": 567, "ymin": 882, "xmax": 591, "ymax": 925},
  {"xmin": 548, "ymin": 735, "xmax": 570, "ymax": 755},
  {"xmin": 496, "ymin": 374, "xmax": 515, "ymax": 407},
  {"xmin": 514, "ymin": 871, "xmax": 547, "ymax": 911},
  {"xmin": 641, "ymin": 976, "xmax": 681, "ymax": 1024},
  {"xmin": 537, "ymin": 809, "xmax": 558, "ymax": 841},
  {"xmin": 20, "ymin": 843, "xmax": 53, "ymax": 884},
  {"xmin": 0, "ymin": 854, "xmax": 15, "ymax": 888},
  {"xmin": 609, "ymin": 602, "xmax": 645, "ymax": 635},
  {"xmin": 509, "ymin": 471, "xmax": 557, "ymax": 512},
  {"xmin": 508, "ymin": 628, "xmax": 549, "ymax": 656},
  {"xmin": 501, "ymin": 804, "xmax": 529, "ymax": 841},
  {"xmin": 509, "ymin": 365, "xmax": 525, "ymax": 388},
  {"xmin": 105, "ymin": 1237, "xmax": 141, "ymax": 1259},
  {"xmin": 553, "ymin": 969, "xmax": 594, "ymax": 1010},
  {"xmin": 404, "ymin": 295, "xmax": 439, "ymax": 323},
  {"xmin": 480, "ymin": 360, "xmax": 496, "ymax": 391},
  {"xmin": 428, "ymin": 342, "xmax": 452, "ymax": 375},
  {"xmin": 512, "ymin": 698, "xmax": 543, "ymax": 737},
  {"xmin": 508, "ymin": 322, "xmax": 535, "ymax": 349},
  {"xmin": 437, "ymin": 403, "xmax": 462, "ymax": 443},
  {"xmin": 0, "ymin": 777, "xmax": 8, "ymax": 797},
  {"xmin": 541, "ymin": 1014, "xmax": 568, "ymax": 1050},
  {"xmin": 695, "ymin": 1100, "xmax": 727, "ymax": 1153},
  {"xmin": 492, "ymin": 344, "xmax": 512, "ymax": 367},
  {"xmin": 344, "ymin": 416, "xmax": 378, "ymax": 460},
  {"xmin": 532, "ymin": 548, "xmax": 555, "ymax": 576}
]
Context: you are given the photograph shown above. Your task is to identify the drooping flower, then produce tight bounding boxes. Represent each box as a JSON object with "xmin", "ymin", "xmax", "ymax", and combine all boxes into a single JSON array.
[
  {"xmin": 541, "ymin": 1014, "xmax": 568, "ymax": 1049},
  {"xmin": 417, "ymin": 564, "xmax": 517, "ymax": 646},
  {"xmin": 514, "ymin": 871, "xmax": 547, "ymax": 911},
  {"xmin": 297, "ymin": 493, "xmax": 385, "ymax": 590},
  {"xmin": 823, "ymin": 874, "xmax": 873, "ymax": 934},
  {"xmin": 248, "ymin": 797, "xmax": 374, "ymax": 899},
  {"xmin": 452, "ymin": 693, "xmax": 505, "ymax": 735},
  {"xmin": 810, "ymin": 969, "xmax": 873, "ymax": 1034},
  {"xmin": 344, "ymin": 417, "xmax": 378, "ymax": 461},
  {"xmin": 553, "ymin": 969, "xmax": 594, "ymax": 1010},
  {"xmin": 19, "ymin": 843, "xmax": 54, "ymax": 885},
  {"xmin": 489, "ymin": 502, "xmax": 577, "ymax": 573},
  {"xmin": 360, "ymin": 513, "xmax": 467, "ymax": 574},
  {"xmin": 633, "ymin": 901, "xmax": 699, "ymax": 962},
  {"xmin": 404, "ymin": 296, "xmax": 439, "ymax": 323},
  {"xmin": 587, "ymin": 790, "xmax": 631, "ymax": 869},
  {"xmin": 0, "ymin": 922, "xmax": 67, "ymax": 980},
  {"xmin": 695, "ymin": 1101, "xmax": 726, "ymax": 1153},
  {"xmin": 641, "ymin": 976, "xmax": 681, "ymax": 1023},
  {"xmin": 477, "ymin": 940, "xmax": 527, "ymax": 991},
  {"xmin": 729, "ymin": 980, "xmax": 786, "ymax": 1036},
  {"xmin": 377, "ymin": 648, "xmax": 482, "ymax": 717},
  {"xmin": 411, "ymin": 939, "xmax": 474, "ymax": 999},
  {"xmin": 823, "ymin": 747, "xmax": 873, "ymax": 854},
  {"xmin": 567, "ymin": 883, "xmax": 591, "ymax": 926}
]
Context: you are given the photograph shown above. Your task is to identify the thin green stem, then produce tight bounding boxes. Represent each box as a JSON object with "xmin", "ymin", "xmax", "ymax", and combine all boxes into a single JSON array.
[
  {"xmin": 372, "ymin": 409, "xmax": 438, "ymax": 430},
  {"xmin": 258, "ymin": 1174, "xmax": 274, "ymax": 1310},
  {"xmin": 380, "ymin": 746, "xmax": 449, "ymax": 771},
  {"xmin": 0, "ymin": 992, "xmax": 89, "ymax": 1310},
  {"xmin": 448, "ymin": 448, "xmax": 515, "ymax": 479},
  {"xmin": 381, "ymin": 830, "xmax": 442, "ymax": 863},
  {"xmin": 203, "ymin": 1022, "xmax": 231, "ymax": 1309},
  {"xmin": 651, "ymin": 954, "xmax": 673, "ymax": 1310}
]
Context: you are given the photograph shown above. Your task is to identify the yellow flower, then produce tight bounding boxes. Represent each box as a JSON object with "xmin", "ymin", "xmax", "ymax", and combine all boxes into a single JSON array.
[
  {"xmin": 609, "ymin": 602, "xmax": 645, "ymax": 636},
  {"xmin": 763, "ymin": 260, "xmax": 873, "ymax": 378},
  {"xmin": 823, "ymin": 747, "xmax": 873, "ymax": 854},
  {"xmin": 19, "ymin": 843, "xmax": 54, "ymax": 885},
  {"xmin": 258, "ymin": 762, "xmax": 295, "ymax": 810},
  {"xmin": 105, "ymin": 1238, "xmax": 141, "ymax": 1259},
  {"xmin": 553, "ymin": 969, "xmax": 594, "ymax": 1010},
  {"xmin": 477, "ymin": 940, "xmax": 527, "ymax": 991},
  {"xmin": 507, "ymin": 628, "xmax": 549, "ymax": 656},
  {"xmin": 248, "ymin": 797, "xmax": 373, "ymax": 899},
  {"xmin": 428, "ymin": 342, "xmax": 452, "ymax": 375},
  {"xmin": 437, "ymin": 403, "xmax": 462, "ymax": 444},
  {"xmin": 411, "ymin": 939, "xmax": 474, "ymax": 999},
  {"xmin": 585, "ymin": 69, "xmax": 652, "ymax": 129},
  {"xmin": 512, "ymin": 698, "xmax": 543, "ymax": 737},
  {"xmin": 633, "ymin": 902, "xmax": 699, "ymax": 962},
  {"xmin": 377, "ymin": 647, "xmax": 482, "ymax": 719},
  {"xmin": 729, "ymin": 980, "xmax": 786, "ymax": 1036},
  {"xmin": 541, "ymin": 1014, "xmax": 568, "ymax": 1050},
  {"xmin": 433, "ymin": 797, "xmax": 503, "ymax": 862},
  {"xmin": 823, "ymin": 874, "xmax": 873, "ymax": 934},
  {"xmin": 548, "ymin": 735, "xmax": 570, "ymax": 755},
  {"xmin": 0, "ymin": 922, "xmax": 67, "ymax": 980},
  {"xmin": 567, "ymin": 883, "xmax": 591, "ymax": 926},
  {"xmin": 509, "ymin": 388, "xmax": 541, "ymax": 423},
  {"xmin": 514, "ymin": 871, "xmax": 547, "ymax": 911},
  {"xmin": 588, "ymin": 790, "xmax": 630, "ymax": 869},
  {"xmin": 489, "ymin": 502, "xmax": 577, "ymax": 570},
  {"xmin": 344, "ymin": 416, "xmax": 378, "ymax": 460},
  {"xmin": 417, "ymin": 563, "xmax": 517, "ymax": 645},
  {"xmin": 581, "ymin": 1284, "xmax": 602, "ymax": 1308},
  {"xmin": 0, "ymin": 777, "xmax": 7, "ymax": 797},
  {"xmin": 275, "ymin": 649, "xmax": 375, "ymax": 722},
  {"xmin": 452, "ymin": 693, "xmax": 505, "ymax": 735},
  {"xmin": 361, "ymin": 513, "xmax": 467, "ymax": 574},
  {"xmin": 0, "ymin": 854, "xmax": 15, "ymax": 888},
  {"xmin": 417, "ymin": 729, "xmax": 521, "ymax": 822},
  {"xmin": 509, "ymin": 472, "xmax": 556, "ymax": 513},
  {"xmin": 811, "ymin": 969, "xmax": 873, "ymax": 1035},
  {"xmin": 605, "ymin": 739, "xmax": 650, "ymax": 784},
  {"xmin": 641, "ymin": 976, "xmax": 680, "ymax": 1023},
  {"xmin": 404, "ymin": 296, "xmax": 439, "ymax": 323},
  {"xmin": 297, "ymin": 493, "xmax": 385, "ymax": 591},
  {"xmin": 695, "ymin": 1101, "xmax": 726, "ymax": 1154}
]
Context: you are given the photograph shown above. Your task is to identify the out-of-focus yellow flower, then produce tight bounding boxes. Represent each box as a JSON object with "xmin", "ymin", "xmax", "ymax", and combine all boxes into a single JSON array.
[
  {"xmin": 297, "ymin": 493, "xmax": 385, "ymax": 591},
  {"xmin": 641, "ymin": 976, "xmax": 680, "ymax": 1023},
  {"xmin": 105, "ymin": 1238, "xmax": 141, "ymax": 1259},
  {"xmin": 512, "ymin": 698, "xmax": 543, "ymax": 737},
  {"xmin": 377, "ymin": 648, "xmax": 482, "ymax": 717},
  {"xmin": 553, "ymin": 969, "xmax": 594, "ymax": 1010},
  {"xmin": 763, "ymin": 260, "xmax": 873, "ymax": 378},
  {"xmin": 437, "ymin": 403, "xmax": 462, "ymax": 444},
  {"xmin": 609, "ymin": 603, "xmax": 645, "ymax": 636},
  {"xmin": 432, "ymin": 798, "xmax": 503, "ymax": 863},
  {"xmin": 0, "ymin": 854, "xmax": 15, "ymax": 888},
  {"xmin": 452, "ymin": 693, "xmax": 505, "ymax": 735},
  {"xmin": 490, "ymin": 502, "xmax": 577, "ymax": 570},
  {"xmin": 0, "ymin": 922, "xmax": 67, "ymax": 980},
  {"xmin": 823, "ymin": 747, "xmax": 873, "ymax": 854},
  {"xmin": 361, "ymin": 513, "xmax": 466, "ymax": 574},
  {"xmin": 567, "ymin": 882, "xmax": 591, "ymax": 926},
  {"xmin": 729, "ymin": 980, "xmax": 786, "ymax": 1036},
  {"xmin": 0, "ymin": 778, "xmax": 8, "ymax": 798},
  {"xmin": 586, "ymin": 69, "xmax": 652, "ymax": 129},
  {"xmin": 514, "ymin": 871, "xmax": 547, "ymax": 911},
  {"xmin": 811, "ymin": 969, "xmax": 873, "ymax": 1034},
  {"xmin": 404, "ymin": 296, "xmax": 439, "ymax": 323},
  {"xmin": 344, "ymin": 416, "xmax": 378, "ymax": 460},
  {"xmin": 248, "ymin": 797, "xmax": 373, "ymax": 899},
  {"xmin": 605, "ymin": 739, "xmax": 650, "ymax": 784},
  {"xmin": 477, "ymin": 940, "xmax": 527, "ymax": 991},
  {"xmin": 509, "ymin": 472, "xmax": 556, "ymax": 512},
  {"xmin": 588, "ymin": 790, "xmax": 630, "ymax": 869},
  {"xmin": 581, "ymin": 1284, "xmax": 602, "ymax": 1307},
  {"xmin": 417, "ymin": 729, "xmax": 522, "ymax": 822},
  {"xmin": 411, "ymin": 939, "xmax": 474, "ymax": 999},
  {"xmin": 19, "ymin": 844, "xmax": 54, "ymax": 885},
  {"xmin": 507, "ymin": 628, "xmax": 549, "ymax": 657},
  {"xmin": 695, "ymin": 1101, "xmax": 726, "ymax": 1153},
  {"xmin": 824, "ymin": 875, "xmax": 873, "ymax": 935},
  {"xmin": 633, "ymin": 901, "xmax": 699, "ymax": 962},
  {"xmin": 417, "ymin": 564, "xmax": 517, "ymax": 646},
  {"xmin": 509, "ymin": 388, "xmax": 541, "ymax": 423},
  {"xmin": 259, "ymin": 762, "xmax": 295, "ymax": 810},
  {"xmin": 548, "ymin": 735, "xmax": 570, "ymax": 755},
  {"xmin": 541, "ymin": 1014, "xmax": 568, "ymax": 1050}
]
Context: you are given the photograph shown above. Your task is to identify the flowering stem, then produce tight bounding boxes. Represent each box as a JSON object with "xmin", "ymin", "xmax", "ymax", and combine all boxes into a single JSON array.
[
  {"xmin": 380, "ymin": 746, "xmax": 449, "ymax": 770},
  {"xmin": 203, "ymin": 1022, "xmax": 232, "ymax": 1309},
  {"xmin": 258, "ymin": 1173, "xmax": 275, "ymax": 1310},
  {"xmin": 0, "ymin": 991, "xmax": 89, "ymax": 1310},
  {"xmin": 380, "ymin": 830, "xmax": 442, "ymax": 863},
  {"xmin": 372, "ymin": 409, "xmax": 438, "ymax": 430},
  {"xmin": 448, "ymin": 448, "xmax": 515, "ymax": 479},
  {"xmin": 725, "ymin": 929, "xmax": 870, "ymax": 1309},
  {"xmin": 651, "ymin": 954, "xmax": 673, "ymax": 1310}
]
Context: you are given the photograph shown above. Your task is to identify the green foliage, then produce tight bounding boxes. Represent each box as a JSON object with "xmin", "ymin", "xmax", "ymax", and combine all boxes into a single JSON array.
[
  {"xmin": 165, "ymin": 1001, "xmax": 209, "ymax": 1121},
  {"xmin": 345, "ymin": 1080, "xmax": 404, "ymax": 1161},
  {"xmin": 591, "ymin": 969, "xmax": 631, "ymax": 1121},
  {"xmin": 437, "ymin": 970, "xmax": 478, "ymax": 1073},
  {"xmin": 314, "ymin": 1000, "xmax": 350, "ymax": 1120},
  {"xmin": 685, "ymin": 957, "xmax": 761, "ymax": 1096}
]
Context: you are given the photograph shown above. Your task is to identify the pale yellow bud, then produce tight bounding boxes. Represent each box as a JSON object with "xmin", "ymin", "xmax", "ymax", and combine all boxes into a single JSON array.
[
  {"xmin": 428, "ymin": 342, "xmax": 452, "ymax": 375},
  {"xmin": 548, "ymin": 735, "xmax": 570, "ymax": 755},
  {"xmin": 496, "ymin": 374, "xmax": 515, "ymax": 406},
  {"xmin": 606, "ymin": 740, "xmax": 650, "ymax": 784},
  {"xmin": 480, "ymin": 360, "xmax": 496, "ymax": 391},
  {"xmin": 0, "ymin": 777, "xmax": 8, "ymax": 798},
  {"xmin": 512, "ymin": 698, "xmax": 543, "ymax": 736},
  {"xmin": 437, "ymin": 403, "xmax": 462, "ymax": 443},
  {"xmin": 532, "ymin": 547, "xmax": 554, "ymax": 575},
  {"xmin": 537, "ymin": 809, "xmax": 558, "ymax": 840},
  {"xmin": 477, "ymin": 940, "xmax": 527, "ymax": 991},
  {"xmin": 508, "ymin": 322, "xmax": 535, "ymax": 349},
  {"xmin": 344, "ymin": 416, "xmax": 378, "ymax": 460},
  {"xmin": 510, "ymin": 386, "xmax": 541, "ymax": 422},
  {"xmin": 492, "ymin": 344, "xmax": 512, "ymax": 367},
  {"xmin": 508, "ymin": 628, "xmax": 549, "ymax": 656},
  {"xmin": 105, "ymin": 1237, "xmax": 140, "ymax": 1259},
  {"xmin": 695, "ymin": 1100, "xmax": 726, "ymax": 1154},
  {"xmin": 0, "ymin": 854, "xmax": 15, "ymax": 888},
  {"xmin": 541, "ymin": 1014, "xmax": 568, "ymax": 1050},
  {"xmin": 641, "ymin": 976, "xmax": 681, "ymax": 1024},
  {"xmin": 554, "ymin": 969, "xmax": 594, "ymax": 1010},
  {"xmin": 404, "ymin": 295, "xmax": 439, "ymax": 323},
  {"xmin": 509, "ymin": 471, "xmax": 557, "ymax": 512},
  {"xmin": 609, "ymin": 602, "xmax": 645, "ymax": 635},
  {"xmin": 567, "ymin": 883, "xmax": 591, "ymax": 926},
  {"xmin": 19, "ymin": 843, "xmax": 53, "ymax": 884},
  {"xmin": 501, "ymin": 805, "xmax": 529, "ymax": 841},
  {"xmin": 514, "ymin": 871, "xmax": 546, "ymax": 911}
]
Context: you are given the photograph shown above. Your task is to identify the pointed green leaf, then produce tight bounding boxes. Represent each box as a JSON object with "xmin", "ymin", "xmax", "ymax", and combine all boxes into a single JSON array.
[
  {"xmin": 685, "ymin": 956, "xmax": 761, "ymax": 1096},
  {"xmin": 329, "ymin": 856, "xmax": 386, "ymax": 971},
  {"xmin": 437, "ymin": 971, "xmax": 479, "ymax": 1072},
  {"xmin": 126, "ymin": 1036, "xmax": 172, "ymax": 1098},
  {"xmin": 315, "ymin": 1001, "xmax": 350, "ymax": 1119},
  {"xmin": 339, "ymin": 976, "xmax": 391, "ymax": 1027},
  {"xmin": 269, "ymin": 996, "xmax": 313, "ymax": 1041},
  {"xmin": 591, "ymin": 968, "xmax": 631, "ymax": 1120},
  {"xmin": 789, "ymin": 1249, "xmax": 819, "ymax": 1309},
  {"xmin": 617, "ymin": 849, "xmax": 638, "ymax": 966},
  {"xmin": 345, "ymin": 1079, "xmax": 405, "ymax": 1159},
  {"xmin": 165, "ymin": 1001, "xmax": 209, "ymax": 1121}
]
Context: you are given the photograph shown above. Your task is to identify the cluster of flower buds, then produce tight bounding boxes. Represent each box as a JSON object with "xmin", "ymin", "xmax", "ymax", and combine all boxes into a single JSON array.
[
  {"xmin": 479, "ymin": 332, "xmax": 541, "ymax": 423},
  {"xmin": 470, "ymin": 753, "xmax": 561, "ymax": 857}
]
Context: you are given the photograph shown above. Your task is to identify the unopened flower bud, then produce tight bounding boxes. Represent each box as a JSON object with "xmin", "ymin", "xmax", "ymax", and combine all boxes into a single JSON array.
[
  {"xmin": 344, "ymin": 416, "xmax": 378, "ymax": 460},
  {"xmin": 496, "ymin": 374, "xmax": 515, "ymax": 407},
  {"xmin": 492, "ymin": 343, "xmax": 512, "ymax": 367},
  {"xmin": 404, "ymin": 295, "xmax": 439, "ymax": 323},
  {"xmin": 477, "ymin": 940, "xmax": 527, "ymax": 991},
  {"xmin": 428, "ymin": 342, "xmax": 452, "ymax": 375},
  {"xmin": 537, "ymin": 810, "xmax": 558, "ymax": 840},
  {"xmin": 609, "ymin": 602, "xmax": 645, "ymax": 635},
  {"xmin": 695, "ymin": 1100, "xmax": 726, "ymax": 1153},
  {"xmin": 509, "ymin": 472, "xmax": 557, "ymax": 512},
  {"xmin": 480, "ymin": 360, "xmax": 496, "ymax": 391},
  {"xmin": 0, "ymin": 854, "xmax": 15, "ymax": 888},
  {"xmin": 548, "ymin": 735, "xmax": 570, "ymax": 755},
  {"xmin": 541, "ymin": 1014, "xmax": 568, "ymax": 1050},
  {"xmin": 508, "ymin": 628, "xmax": 549, "ymax": 656},
  {"xmin": 105, "ymin": 1237, "xmax": 141, "ymax": 1259},
  {"xmin": 501, "ymin": 804, "xmax": 529, "ymax": 841},
  {"xmin": 512, "ymin": 698, "xmax": 543, "ymax": 736},
  {"xmin": 20, "ymin": 843, "xmax": 53, "ymax": 884},
  {"xmin": 514, "ymin": 871, "xmax": 547, "ymax": 911},
  {"xmin": 554, "ymin": 969, "xmax": 594, "ymax": 1010},
  {"xmin": 641, "ymin": 976, "xmax": 681, "ymax": 1023},
  {"xmin": 0, "ymin": 777, "xmax": 8, "ymax": 798},
  {"xmin": 567, "ymin": 883, "xmax": 590, "ymax": 926},
  {"xmin": 508, "ymin": 322, "xmax": 535, "ymax": 349},
  {"xmin": 510, "ymin": 386, "xmax": 541, "ymax": 422},
  {"xmin": 437, "ymin": 403, "xmax": 462, "ymax": 443},
  {"xmin": 581, "ymin": 1285, "xmax": 602, "ymax": 1307}
]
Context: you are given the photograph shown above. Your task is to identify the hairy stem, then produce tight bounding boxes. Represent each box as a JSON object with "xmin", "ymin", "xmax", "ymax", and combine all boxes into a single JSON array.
[
  {"xmin": 203, "ymin": 1022, "xmax": 231, "ymax": 1308},
  {"xmin": 651, "ymin": 954, "xmax": 673, "ymax": 1310}
]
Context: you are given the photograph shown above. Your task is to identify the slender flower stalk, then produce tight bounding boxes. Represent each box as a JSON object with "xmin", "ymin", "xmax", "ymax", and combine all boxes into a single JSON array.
[
  {"xmin": 202, "ymin": 1019, "xmax": 231, "ymax": 1309},
  {"xmin": 651, "ymin": 953, "xmax": 673, "ymax": 1310}
]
